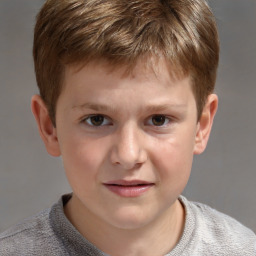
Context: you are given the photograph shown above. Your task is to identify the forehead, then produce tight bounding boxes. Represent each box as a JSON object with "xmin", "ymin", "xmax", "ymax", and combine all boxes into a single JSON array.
[
  {"xmin": 63, "ymin": 56, "xmax": 190, "ymax": 90},
  {"xmin": 59, "ymin": 57, "xmax": 195, "ymax": 114},
  {"xmin": 55, "ymin": 57, "xmax": 199, "ymax": 125}
]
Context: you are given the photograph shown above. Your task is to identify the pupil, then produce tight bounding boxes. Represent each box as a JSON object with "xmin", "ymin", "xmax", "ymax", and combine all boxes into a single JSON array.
[
  {"xmin": 152, "ymin": 115, "xmax": 165, "ymax": 126},
  {"xmin": 91, "ymin": 115, "xmax": 104, "ymax": 126}
]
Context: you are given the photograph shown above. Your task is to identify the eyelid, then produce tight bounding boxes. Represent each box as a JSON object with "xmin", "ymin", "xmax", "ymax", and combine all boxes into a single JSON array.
[
  {"xmin": 145, "ymin": 115, "xmax": 172, "ymax": 127},
  {"xmin": 80, "ymin": 114, "xmax": 176, "ymax": 128},
  {"xmin": 81, "ymin": 114, "xmax": 112, "ymax": 126}
]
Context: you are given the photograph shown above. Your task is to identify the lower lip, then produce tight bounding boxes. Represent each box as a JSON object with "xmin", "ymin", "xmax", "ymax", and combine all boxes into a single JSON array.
[{"xmin": 104, "ymin": 184, "xmax": 153, "ymax": 197}]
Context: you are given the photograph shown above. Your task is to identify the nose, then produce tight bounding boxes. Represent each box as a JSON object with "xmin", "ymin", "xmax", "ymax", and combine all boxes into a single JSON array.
[{"xmin": 110, "ymin": 123, "xmax": 147, "ymax": 170}]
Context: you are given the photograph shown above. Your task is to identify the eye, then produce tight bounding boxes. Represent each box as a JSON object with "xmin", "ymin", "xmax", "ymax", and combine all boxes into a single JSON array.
[
  {"xmin": 147, "ymin": 115, "xmax": 170, "ymax": 126},
  {"xmin": 83, "ymin": 115, "xmax": 111, "ymax": 126}
]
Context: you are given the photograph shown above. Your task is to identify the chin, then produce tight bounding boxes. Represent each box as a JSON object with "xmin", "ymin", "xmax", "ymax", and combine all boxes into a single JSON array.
[{"xmin": 106, "ymin": 207, "xmax": 158, "ymax": 230}]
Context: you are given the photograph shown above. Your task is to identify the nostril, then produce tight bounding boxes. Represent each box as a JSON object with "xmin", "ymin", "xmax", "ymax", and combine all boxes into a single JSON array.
[{"xmin": 110, "ymin": 132, "xmax": 147, "ymax": 169}]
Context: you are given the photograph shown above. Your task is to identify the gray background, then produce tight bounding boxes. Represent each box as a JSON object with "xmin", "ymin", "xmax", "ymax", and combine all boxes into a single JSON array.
[{"xmin": 0, "ymin": 0, "xmax": 255, "ymax": 232}]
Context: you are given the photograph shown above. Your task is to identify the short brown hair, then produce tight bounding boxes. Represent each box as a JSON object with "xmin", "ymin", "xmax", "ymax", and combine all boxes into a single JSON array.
[{"xmin": 33, "ymin": 0, "xmax": 219, "ymax": 125}]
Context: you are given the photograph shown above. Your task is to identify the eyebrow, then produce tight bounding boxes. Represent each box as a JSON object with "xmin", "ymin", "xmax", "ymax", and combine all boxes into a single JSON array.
[
  {"xmin": 72, "ymin": 102, "xmax": 187, "ymax": 113},
  {"xmin": 142, "ymin": 103, "xmax": 187, "ymax": 113},
  {"xmin": 72, "ymin": 103, "xmax": 116, "ymax": 112}
]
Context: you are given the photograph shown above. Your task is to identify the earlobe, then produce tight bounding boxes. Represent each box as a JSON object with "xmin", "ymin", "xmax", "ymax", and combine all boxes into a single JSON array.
[
  {"xmin": 194, "ymin": 94, "xmax": 218, "ymax": 155},
  {"xmin": 31, "ymin": 95, "xmax": 61, "ymax": 157}
]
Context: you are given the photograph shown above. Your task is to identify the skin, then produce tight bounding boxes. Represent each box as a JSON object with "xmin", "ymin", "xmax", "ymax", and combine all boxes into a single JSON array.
[{"xmin": 31, "ymin": 58, "xmax": 218, "ymax": 256}]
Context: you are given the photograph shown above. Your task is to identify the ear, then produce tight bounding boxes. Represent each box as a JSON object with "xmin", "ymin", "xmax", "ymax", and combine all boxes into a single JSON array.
[
  {"xmin": 193, "ymin": 94, "xmax": 218, "ymax": 155},
  {"xmin": 31, "ymin": 95, "xmax": 61, "ymax": 157}
]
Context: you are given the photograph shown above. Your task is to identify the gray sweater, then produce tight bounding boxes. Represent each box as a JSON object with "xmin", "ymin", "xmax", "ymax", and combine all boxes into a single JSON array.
[{"xmin": 0, "ymin": 194, "xmax": 255, "ymax": 255}]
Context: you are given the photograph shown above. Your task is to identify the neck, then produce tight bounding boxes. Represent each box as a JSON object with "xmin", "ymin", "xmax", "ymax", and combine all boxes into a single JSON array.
[{"xmin": 64, "ymin": 196, "xmax": 185, "ymax": 256}]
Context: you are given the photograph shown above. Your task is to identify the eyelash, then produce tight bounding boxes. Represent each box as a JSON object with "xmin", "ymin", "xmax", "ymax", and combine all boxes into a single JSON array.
[
  {"xmin": 146, "ymin": 115, "xmax": 171, "ymax": 127},
  {"xmin": 81, "ymin": 114, "xmax": 172, "ymax": 128},
  {"xmin": 82, "ymin": 115, "xmax": 112, "ymax": 127}
]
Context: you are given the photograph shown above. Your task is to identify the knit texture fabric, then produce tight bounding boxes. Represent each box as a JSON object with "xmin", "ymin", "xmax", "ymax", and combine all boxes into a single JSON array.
[{"xmin": 0, "ymin": 194, "xmax": 255, "ymax": 255}]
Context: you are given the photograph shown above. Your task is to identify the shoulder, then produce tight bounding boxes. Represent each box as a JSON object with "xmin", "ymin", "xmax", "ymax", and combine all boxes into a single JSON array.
[
  {"xmin": 181, "ymin": 197, "xmax": 256, "ymax": 255},
  {"xmin": 0, "ymin": 208, "xmax": 66, "ymax": 256}
]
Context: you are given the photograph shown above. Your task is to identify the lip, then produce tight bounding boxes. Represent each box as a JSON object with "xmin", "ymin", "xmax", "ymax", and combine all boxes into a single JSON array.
[{"xmin": 103, "ymin": 180, "xmax": 154, "ymax": 198}]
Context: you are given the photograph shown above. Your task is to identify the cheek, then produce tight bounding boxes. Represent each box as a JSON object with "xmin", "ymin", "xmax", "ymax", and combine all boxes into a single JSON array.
[
  {"xmin": 150, "ymin": 136, "xmax": 194, "ymax": 188},
  {"xmin": 60, "ymin": 137, "xmax": 107, "ymax": 189}
]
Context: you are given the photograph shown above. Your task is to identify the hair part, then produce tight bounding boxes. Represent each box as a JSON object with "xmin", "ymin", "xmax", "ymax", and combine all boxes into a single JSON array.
[{"xmin": 33, "ymin": 0, "xmax": 219, "ymax": 126}]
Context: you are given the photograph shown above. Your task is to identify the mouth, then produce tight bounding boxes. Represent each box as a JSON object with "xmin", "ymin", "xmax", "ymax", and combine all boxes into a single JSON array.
[{"xmin": 103, "ymin": 180, "xmax": 154, "ymax": 197}]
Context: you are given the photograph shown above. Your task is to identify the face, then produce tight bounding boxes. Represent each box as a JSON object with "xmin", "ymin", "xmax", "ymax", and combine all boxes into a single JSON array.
[{"xmin": 36, "ymin": 58, "xmax": 215, "ymax": 232}]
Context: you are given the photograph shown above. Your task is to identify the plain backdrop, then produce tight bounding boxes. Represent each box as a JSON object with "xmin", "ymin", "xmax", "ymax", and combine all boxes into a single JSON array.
[{"xmin": 0, "ymin": 0, "xmax": 255, "ymax": 232}]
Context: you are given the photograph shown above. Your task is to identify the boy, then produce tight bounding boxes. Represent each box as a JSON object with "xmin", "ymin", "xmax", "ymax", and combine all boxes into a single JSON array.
[{"xmin": 0, "ymin": 0, "xmax": 255, "ymax": 255}]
